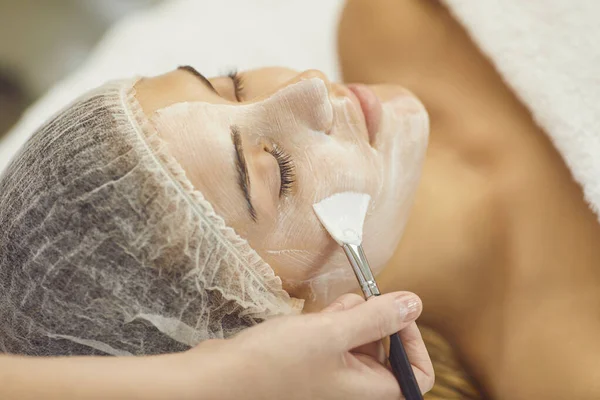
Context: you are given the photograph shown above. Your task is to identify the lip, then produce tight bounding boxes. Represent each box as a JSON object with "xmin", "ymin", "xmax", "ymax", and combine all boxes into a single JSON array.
[{"xmin": 347, "ymin": 84, "xmax": 383, "ymax": 144}]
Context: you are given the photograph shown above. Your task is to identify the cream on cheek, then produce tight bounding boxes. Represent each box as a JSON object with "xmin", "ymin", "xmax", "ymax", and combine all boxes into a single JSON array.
[
  {"xmin": 276, "ymin": 96, "xmax": 428, "ymax": 304},
  {"xmin": 150, "ymin": 78, "xmax": 428, "ymax": 304}
]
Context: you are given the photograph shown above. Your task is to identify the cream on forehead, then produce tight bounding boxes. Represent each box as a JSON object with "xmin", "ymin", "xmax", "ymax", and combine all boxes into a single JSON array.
[
  {"xmin": 157, "ymin": 77, "xmax": 334, "ymax": 136},
  {"xmin": 150, "ymin": 76, "xmax": 341, "ymax": 249},
  {"xmin": 150, "ymin": 78, "xmax": 429, "ymax": 306}
]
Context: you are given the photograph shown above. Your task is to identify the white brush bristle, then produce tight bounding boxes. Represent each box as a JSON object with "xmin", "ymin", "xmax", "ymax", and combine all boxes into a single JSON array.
[{"xmin": 312, "ymin": 192, "xmax": 371, "ymax": 246}]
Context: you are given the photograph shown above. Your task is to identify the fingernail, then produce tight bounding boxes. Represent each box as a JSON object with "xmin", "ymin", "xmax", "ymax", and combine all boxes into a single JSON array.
[{"xmin": 396, "ymin": 294, "xmax": 422, "ymax": 321}]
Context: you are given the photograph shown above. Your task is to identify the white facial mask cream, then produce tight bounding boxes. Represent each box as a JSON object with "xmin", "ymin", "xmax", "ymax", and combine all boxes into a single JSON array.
[{"xmin": 150, "ymin": 77, "xmax": 429, "ymax": 305}]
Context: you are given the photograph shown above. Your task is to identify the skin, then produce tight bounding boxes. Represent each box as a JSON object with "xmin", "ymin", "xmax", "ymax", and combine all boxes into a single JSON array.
[
  {"xmin": 0, "ymin": 291, "xmax": 433, "ymax": 399},
  {"xmin": 135, "ymin": 67, "xmax": 429, "ymax": 306},
  {"xmin": 339, "ymin": 0, "xmax": 600, "ymax": 399},
  {"xmin": 0, "ymin": 63, "xmax": 432, "ymax": 400}
]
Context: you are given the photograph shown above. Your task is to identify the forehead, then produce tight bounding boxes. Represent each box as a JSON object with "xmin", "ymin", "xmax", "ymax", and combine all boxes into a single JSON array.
[
  {"xmin": 152, "ymin": 77, "xmax": 333, "ymax": 143},
  {"xmin": 135, "ymin": 69, "xmax": 227, "ymax": 119}
]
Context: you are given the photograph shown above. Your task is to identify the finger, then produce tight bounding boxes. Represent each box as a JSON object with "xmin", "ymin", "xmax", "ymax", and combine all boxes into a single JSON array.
[
  {"xmin": 397, "ymin": 322, "xmax": 435, "ymax": 394},
  {"xmin": 343, "ymin": 354, "xmax": 403, "ymax": 400},
  {"xmin": 347, "ymin": 324, "xmax": 434, "ymax": 398},
  {"xmin": 324, "ymin": 294, "xmax": 385, "ymax": 362},
  {"xmin": 321, "ymin": 293, "xmax": 365, "ymax": 313},
  {"xmin": 330, "ymin": 291, "xmax": 422, "ymax": 351},
  {"xmin": 353, "ymin": 340, "xmax": 386, "ymax": 364}
]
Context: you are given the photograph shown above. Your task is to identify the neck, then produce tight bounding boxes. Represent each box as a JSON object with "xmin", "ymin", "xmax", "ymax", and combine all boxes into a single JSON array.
[
  {"xmin": 372, "ymin": 27, "xmax": 600, "ymax": 393},
  {"xmin": 377, "ymin": 81, "xmax": 600, "ymax": 398},
  {"xmin": 338, "ymin": 1, "xmax": 600, "ymax": 396}
]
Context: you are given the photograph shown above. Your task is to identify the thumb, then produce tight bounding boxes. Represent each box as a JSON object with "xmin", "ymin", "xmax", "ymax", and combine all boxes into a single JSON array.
[{"xmin": 331, "ymin": 292, "xmax": 422, "ymax": 351}]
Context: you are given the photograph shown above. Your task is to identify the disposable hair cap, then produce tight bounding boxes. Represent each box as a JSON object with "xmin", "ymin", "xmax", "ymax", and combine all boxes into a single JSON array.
[{"xmin": 0, "ymin": 79, "xmax": 302, "ymax": 356}]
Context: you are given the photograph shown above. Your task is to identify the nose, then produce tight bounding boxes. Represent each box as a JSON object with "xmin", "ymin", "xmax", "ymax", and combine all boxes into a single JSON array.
[
  {"xmin": 286, "ymin": 70, "xmax": 347, "ymax": 98},
  {"xmin": 268, "ymin": 69, "xmax": 333, "ymax": 97},
  {"xmin": 265, "ymin": 69, "xmax": 334, "ymax": 133},
  {"xmin": 242, "ymin": 68, "xmax": 335, "ymax": 105},
  {"xmin": 242, "ymin": 66, "xmax": 349, "ymax": 101},
  {"xmin": 238, "ymin": 68, "xmax": 336, "ymax": 134},
  {"xmin": 291, "ymin": 70, "xmax": 353, "ymax": 103}
]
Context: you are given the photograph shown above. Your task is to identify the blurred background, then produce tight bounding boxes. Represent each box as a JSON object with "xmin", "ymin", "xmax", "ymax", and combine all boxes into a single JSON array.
[
  {"xmin": 0, "ymin": 0, "xmax": 342, "ymax": 174},
  {"xmin": 0, "ymin": 0, "xmax": 162, "ymax": 138}
]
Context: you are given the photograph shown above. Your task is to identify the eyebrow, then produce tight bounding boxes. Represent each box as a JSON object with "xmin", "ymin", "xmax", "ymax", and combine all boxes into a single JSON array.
[
  {"xmin": 231, "ymin": 125, "xmax": 257, "ymax": 221},
  {"xmin": 178, "ymin": 65, "xmax": 218, "ymax": 94}
]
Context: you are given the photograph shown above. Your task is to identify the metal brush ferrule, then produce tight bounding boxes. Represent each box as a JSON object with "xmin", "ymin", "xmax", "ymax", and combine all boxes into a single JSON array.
[{"xmin": 342, "ymin": 243, "xmax": 380, "ymax": 298}]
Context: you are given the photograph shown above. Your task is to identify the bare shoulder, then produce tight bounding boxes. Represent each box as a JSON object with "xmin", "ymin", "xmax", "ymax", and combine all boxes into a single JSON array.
[{"xmin": 337, "ymin": 0, "xmax": 446, "ymax": 82}]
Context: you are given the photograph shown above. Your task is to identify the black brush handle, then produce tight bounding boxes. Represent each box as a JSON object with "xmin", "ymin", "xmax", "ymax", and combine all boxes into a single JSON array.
[{"xmin": 389, "ymin": 332, "xmax": 423, "ymax": 400}]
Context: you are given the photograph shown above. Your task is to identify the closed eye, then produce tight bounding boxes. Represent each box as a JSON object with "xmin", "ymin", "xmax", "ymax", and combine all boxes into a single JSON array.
[{"xmin": 267, "ymin": 144, "xmax": 295, "ymax": 197}]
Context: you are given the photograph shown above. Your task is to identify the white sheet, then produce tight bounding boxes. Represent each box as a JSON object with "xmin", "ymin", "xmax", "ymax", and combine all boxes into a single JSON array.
[
  {"xmin": 443, "ymin": 0, "xmax": 600, "ymax": 217},
  {"xmin": 0, "ymin": 0, "xmax": 344, "ymax": 173}
]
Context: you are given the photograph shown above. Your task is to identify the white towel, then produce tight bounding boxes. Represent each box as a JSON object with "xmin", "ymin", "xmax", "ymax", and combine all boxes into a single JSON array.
[{"xmin": 443, "ymin": 0, "xmax": 600, "ymax": 217}]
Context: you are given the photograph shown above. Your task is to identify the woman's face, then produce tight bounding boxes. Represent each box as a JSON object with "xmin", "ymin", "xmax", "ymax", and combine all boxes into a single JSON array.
[{"xmin": 135, "ymin": 67, "xmax": 428, "ymax": 308}]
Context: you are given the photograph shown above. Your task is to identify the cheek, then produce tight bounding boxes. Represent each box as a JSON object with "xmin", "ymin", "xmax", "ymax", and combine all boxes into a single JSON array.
[
  {"xmin": 256, "ymin": 117, "xmax": 428, "ymax": 296},
  {"xmin": 361, "ymin": 104, "xmax": 430, "ymax": 274},
  {"xmin": 257, "ymin": 239, "xmax": 339, "ymax": 288},
  {"xmin": 253, "ymin": 144, "xmax": 385, "ymax": 285},
  {"xmin": 297, "ymin": 142, "xmax": 383, "ymax": 203}
]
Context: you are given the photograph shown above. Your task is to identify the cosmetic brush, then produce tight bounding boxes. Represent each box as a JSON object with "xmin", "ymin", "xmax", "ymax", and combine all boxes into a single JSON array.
[{"xmin": 313, "ymin": 191, "xmax": 423, "ymax": 400}]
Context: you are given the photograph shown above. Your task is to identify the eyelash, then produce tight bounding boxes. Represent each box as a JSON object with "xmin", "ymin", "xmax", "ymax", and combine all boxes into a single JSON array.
[
  {"xmin": 227, "ymin": 69, "xmax": 245, "ymax": 101},
  {"xmin": 268, "ymin": 144, "xmax": 295, "ymax": 197},
  {"xmin": 226, "ymin": 69, "xmax": 293, "ymax": 197}
]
